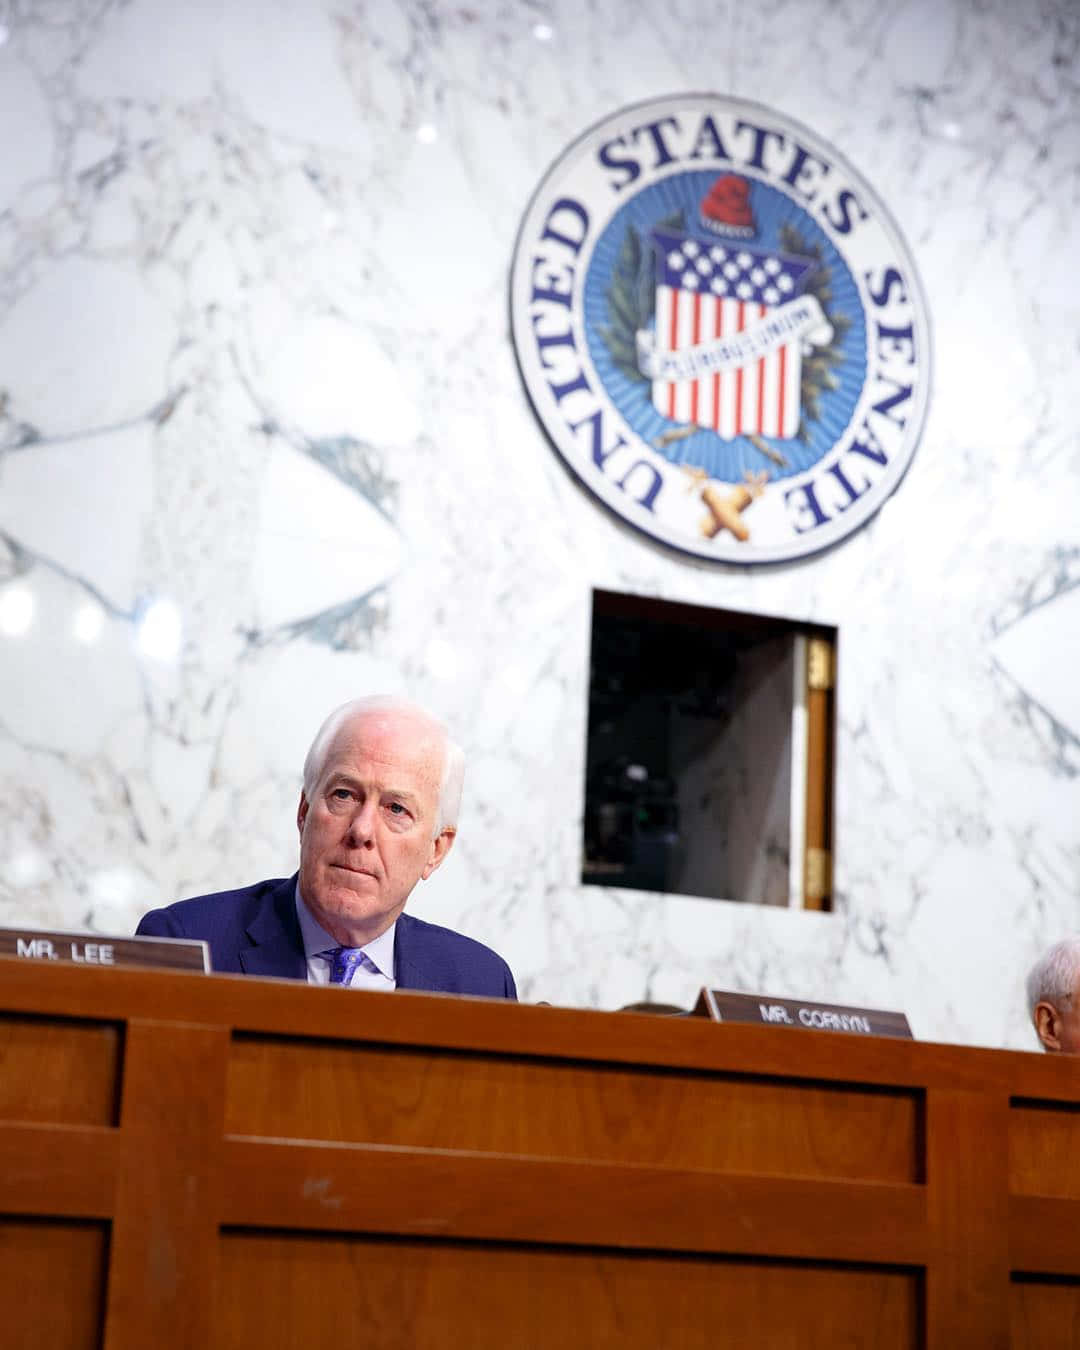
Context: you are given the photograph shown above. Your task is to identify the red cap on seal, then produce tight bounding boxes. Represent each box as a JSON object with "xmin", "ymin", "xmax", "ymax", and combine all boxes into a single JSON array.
[{"xmin": 700, "ymin": 175, "xmax": 756, "ymax": 238}]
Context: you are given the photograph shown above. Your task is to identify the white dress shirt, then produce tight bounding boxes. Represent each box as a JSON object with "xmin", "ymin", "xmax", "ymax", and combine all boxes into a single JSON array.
[{"xmin": 294, "ymin": 883, "xmax": 397, "ymax": 991}]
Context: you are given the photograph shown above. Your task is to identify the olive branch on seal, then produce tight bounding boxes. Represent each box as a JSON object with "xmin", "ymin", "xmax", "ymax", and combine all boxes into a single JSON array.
[
  {"xmin": 778, "ymin": 222, "xmax": 853, "ymax": 444},
  {"xmin": 599, "ymin": 210, "xmax": 685, "ymax": 384}
]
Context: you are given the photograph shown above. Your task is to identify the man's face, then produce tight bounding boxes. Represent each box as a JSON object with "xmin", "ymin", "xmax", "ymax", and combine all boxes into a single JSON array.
[
  {"xmin": 297, "ymin": 709, "xmax": 454, "ymax": 946},
  {"xmin": 1035, "ymin": 990, "xmax": 1080, "ymax": 1053}
]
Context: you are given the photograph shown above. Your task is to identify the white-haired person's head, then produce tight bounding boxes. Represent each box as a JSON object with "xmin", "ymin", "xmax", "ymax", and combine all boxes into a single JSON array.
[
  {"xmin": 296, "ymin": 696, "xmax": 465, "ymax": 948},
  {"xmin": 1026, "ymin": 938, "xmax": 1080, "ymax": 1054},
  {"xmin": 302, "ymin": 696, "xmax": 464, "ymax": 833},
  {"xmin": 135, "ymin": 691, "xmax": 515, "ymax": 997}
]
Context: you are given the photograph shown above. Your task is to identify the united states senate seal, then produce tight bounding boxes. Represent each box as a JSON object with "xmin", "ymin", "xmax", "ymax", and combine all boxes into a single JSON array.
[{"xmin": 510, "ymin": 94, "xmax": 931, "ymax": 564}]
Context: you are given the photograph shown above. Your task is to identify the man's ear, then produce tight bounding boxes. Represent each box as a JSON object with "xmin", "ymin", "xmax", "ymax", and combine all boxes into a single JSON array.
[
  {"xmin": 297, "ymin": 792, "xmax": 310, "ymax": 839},
  {"xmin": 1035, "ymin": 1001, "xmax": 1062, "ymax": 1051},
  {"xmin": 422, "ymin": 827, "xmax": 456, "ymax": 880}
]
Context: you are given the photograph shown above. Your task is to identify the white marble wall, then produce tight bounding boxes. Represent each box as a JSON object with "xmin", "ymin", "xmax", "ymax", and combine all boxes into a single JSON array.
[{"xmin": 0, "ymin": 0, "xmax": 1077, "ymax": 1050}]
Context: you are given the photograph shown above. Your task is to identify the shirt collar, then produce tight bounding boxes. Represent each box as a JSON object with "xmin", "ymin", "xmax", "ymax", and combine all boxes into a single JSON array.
[{"xmin": 294, "ymin": 881, "xmax": 397, "ymax": 980}]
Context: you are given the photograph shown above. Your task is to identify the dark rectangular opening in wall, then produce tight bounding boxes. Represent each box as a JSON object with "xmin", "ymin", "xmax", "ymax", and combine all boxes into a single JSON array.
[{"xmin": 583, "ymin": 589, "xmax": 836, "ymax": 909}]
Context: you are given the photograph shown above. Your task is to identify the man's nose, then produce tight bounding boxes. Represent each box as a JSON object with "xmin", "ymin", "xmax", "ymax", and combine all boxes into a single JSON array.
[{"xmin": 344, "ymin": 799, "xmax": 377, "ymax": 846}]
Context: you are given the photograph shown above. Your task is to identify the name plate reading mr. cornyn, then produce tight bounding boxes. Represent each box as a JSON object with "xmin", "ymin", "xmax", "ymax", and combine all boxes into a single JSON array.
[
  {"xmin": 0, "ymin": 927, "xmax": 210, "ymax": 974},
  {"xmin": 694, "ymin": 989, "xmax": 912, "ymax": 1039}
]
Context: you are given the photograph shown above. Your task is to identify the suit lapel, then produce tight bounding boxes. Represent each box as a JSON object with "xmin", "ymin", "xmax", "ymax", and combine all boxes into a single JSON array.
[
  {"xmin": 238, "ymin": 875, "xmax": 308, "ymax": 981},
  {"xmin": 394, "ymin": 913, "xmax": 439, "ymax": 992}
]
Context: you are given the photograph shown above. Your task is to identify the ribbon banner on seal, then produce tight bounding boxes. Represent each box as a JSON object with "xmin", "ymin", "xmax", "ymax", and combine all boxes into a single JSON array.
[{"xmin": 636, "ymin": 294, "xmax": 833, "ymax": 383}]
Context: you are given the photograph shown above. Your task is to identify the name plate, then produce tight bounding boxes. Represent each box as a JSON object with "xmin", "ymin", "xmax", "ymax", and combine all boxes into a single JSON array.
[
  {"xmin": 693, "ymin": 988, "xmax": 912, "ymax": 1039},
  {"xmin": 0, "ymin": 927, "xmax": 209, "ymax": 974}
]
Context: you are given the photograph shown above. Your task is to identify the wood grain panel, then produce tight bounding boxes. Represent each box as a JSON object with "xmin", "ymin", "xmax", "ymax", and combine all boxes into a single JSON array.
[
  {"xmin": 0, "ymin": 955, "xmax": 1060, "ymax": 1096},
  {"xmin": 1010, "ymin": 1196, "xmax": 1080, "ymax": 1276},
  {"xmin": 925, "ymin": 1090, "xmax": 1009, "ymax": 1350},
  {"xmin": 0, "ymin": 1013, "xmax": 121, "ymax": 1126},
  {"xmin": 227, "ymin": 1037, "xmax": 921, "ymax": 1183},
  {"xmin": 103, "ymin": 1020, "xmax": 228, "ymax": 1350},
  {"xmin": 1011, "ymin": 1276, "xmax": 1080, "ymax": 1348},
  {"xmin": 3, "ymin": 958, "xmax": 1072, "ymax": 1348},
  {"xmin": 215, "ymin": 1231, "xmax": 919, "ymax": 1350},
  {"xmin": 0, "ymin": 1217, "xmax": 108, "ymax": 1350},
  {"xmin": 0, "ymin": 1123, "xmax": 118, "ymax": 1218},
  {"xmin": 1010, "ymin": 1098, "xmax": 1080, "ymax": 1199},
  {"xmin": 220, "ymin": 1138, "xmax": 927, "ymax": 1264}
]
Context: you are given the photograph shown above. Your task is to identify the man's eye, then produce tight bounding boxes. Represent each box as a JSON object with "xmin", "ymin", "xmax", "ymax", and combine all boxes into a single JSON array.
[
  {"xmin": 388, "ymin": 802, "xmax": 406, "ymax": 815},
  {"xmin": 331, "ymin": 788, "xmax": 353, "ymax": 800}
]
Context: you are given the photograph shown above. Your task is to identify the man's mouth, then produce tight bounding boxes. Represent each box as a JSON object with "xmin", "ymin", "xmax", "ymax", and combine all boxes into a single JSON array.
[{"xmin": 330, "ymin": 863, "xmax": 377, "ymax": 879}]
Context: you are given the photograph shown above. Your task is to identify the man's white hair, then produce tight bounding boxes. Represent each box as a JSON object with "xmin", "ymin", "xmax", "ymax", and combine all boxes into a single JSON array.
[
  {"xmin": 302, "ymin": 696, "xmax": 465, "ymax": 834},
  {"xmin": 1026, "ymin": 937, "xmax": 1080, "ymax": 1024}
]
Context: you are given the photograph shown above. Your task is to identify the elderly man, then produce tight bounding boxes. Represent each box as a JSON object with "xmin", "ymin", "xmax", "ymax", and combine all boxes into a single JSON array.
[
  {"xmin": 1026, "ymin": 938, "xmax": 1080, "ymax": 1053},
  {"xmin": 137, "ymin": 696, "xmax": 516, "ymax": 997}
]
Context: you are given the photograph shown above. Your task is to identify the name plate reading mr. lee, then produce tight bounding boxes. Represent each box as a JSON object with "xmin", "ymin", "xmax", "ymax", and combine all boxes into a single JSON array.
[
  {"xmin": 693, "ymin": 988, "xmax": 912, "ymax": 1039},
  {"xmin": 1, "ymin": 927, "xmax": 210, "ymax": 974}
]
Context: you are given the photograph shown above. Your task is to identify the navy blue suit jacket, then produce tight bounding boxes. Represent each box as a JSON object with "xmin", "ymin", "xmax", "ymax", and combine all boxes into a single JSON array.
[{"xmin": 136, "ymin": 874, "xmax": 517, "ymax": 999}]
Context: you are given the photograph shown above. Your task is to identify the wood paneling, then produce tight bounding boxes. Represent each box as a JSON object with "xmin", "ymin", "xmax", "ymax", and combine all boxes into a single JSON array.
[
  {"xmin": 219, "ymin": 1138, "xmax": 927, "ymax": 1263},
  {"xmin": 215, "ymin": 1232, "xmax": 920, "ymax": 1350},
  {"xmin": 924, "ymin": 1090, "xmax": 1009, "ymax": 1350},
  {"xmin": 103, "ymin": 1019, "xmax": 228, "ymax": 1350},
  {"xmin": 0, "ymin": 1013, "xmax": 121, "ymax": 1125},
  {"xmin": 0, "ymin": 1217, "xmax": 108, "ymax": 1350},
  {"xmin": 0, "ymin": 955, "xmax": 1048, "ymax": 1093},
  {"xmin": 0, "ymin": 1123, "xmax": 118, "ymax": 1218},
  {"xmin": 1011, "ymin": 1277, "xmax": 1080, "ymax": 1349},
  {"xmin": 227, "ymin": 1037, "xmax": 921, "ymax": 1183},
  {"xmin": 4, "ymin": 956, "xmax": 1080, "ymax": 1346},
  {"xmin": 1011, "ymin": 1196, "xmax": 1080, "ymax": 1276},
  {"xmin": 1010, "ymin": 1097, "xmax": 1080, "ymax": 1199}
]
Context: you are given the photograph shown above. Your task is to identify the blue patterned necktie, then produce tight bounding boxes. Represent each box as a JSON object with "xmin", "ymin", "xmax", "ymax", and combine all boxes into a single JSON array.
[{"xmin": 325, "ymin": 947, "xmax": 376, "ymax": 987}]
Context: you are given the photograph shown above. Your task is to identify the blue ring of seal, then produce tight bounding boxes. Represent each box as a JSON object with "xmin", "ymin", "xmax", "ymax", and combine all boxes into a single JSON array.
[{"xmin": 582, "ymin": 170, "xmax": 868, "ymax": 483}]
